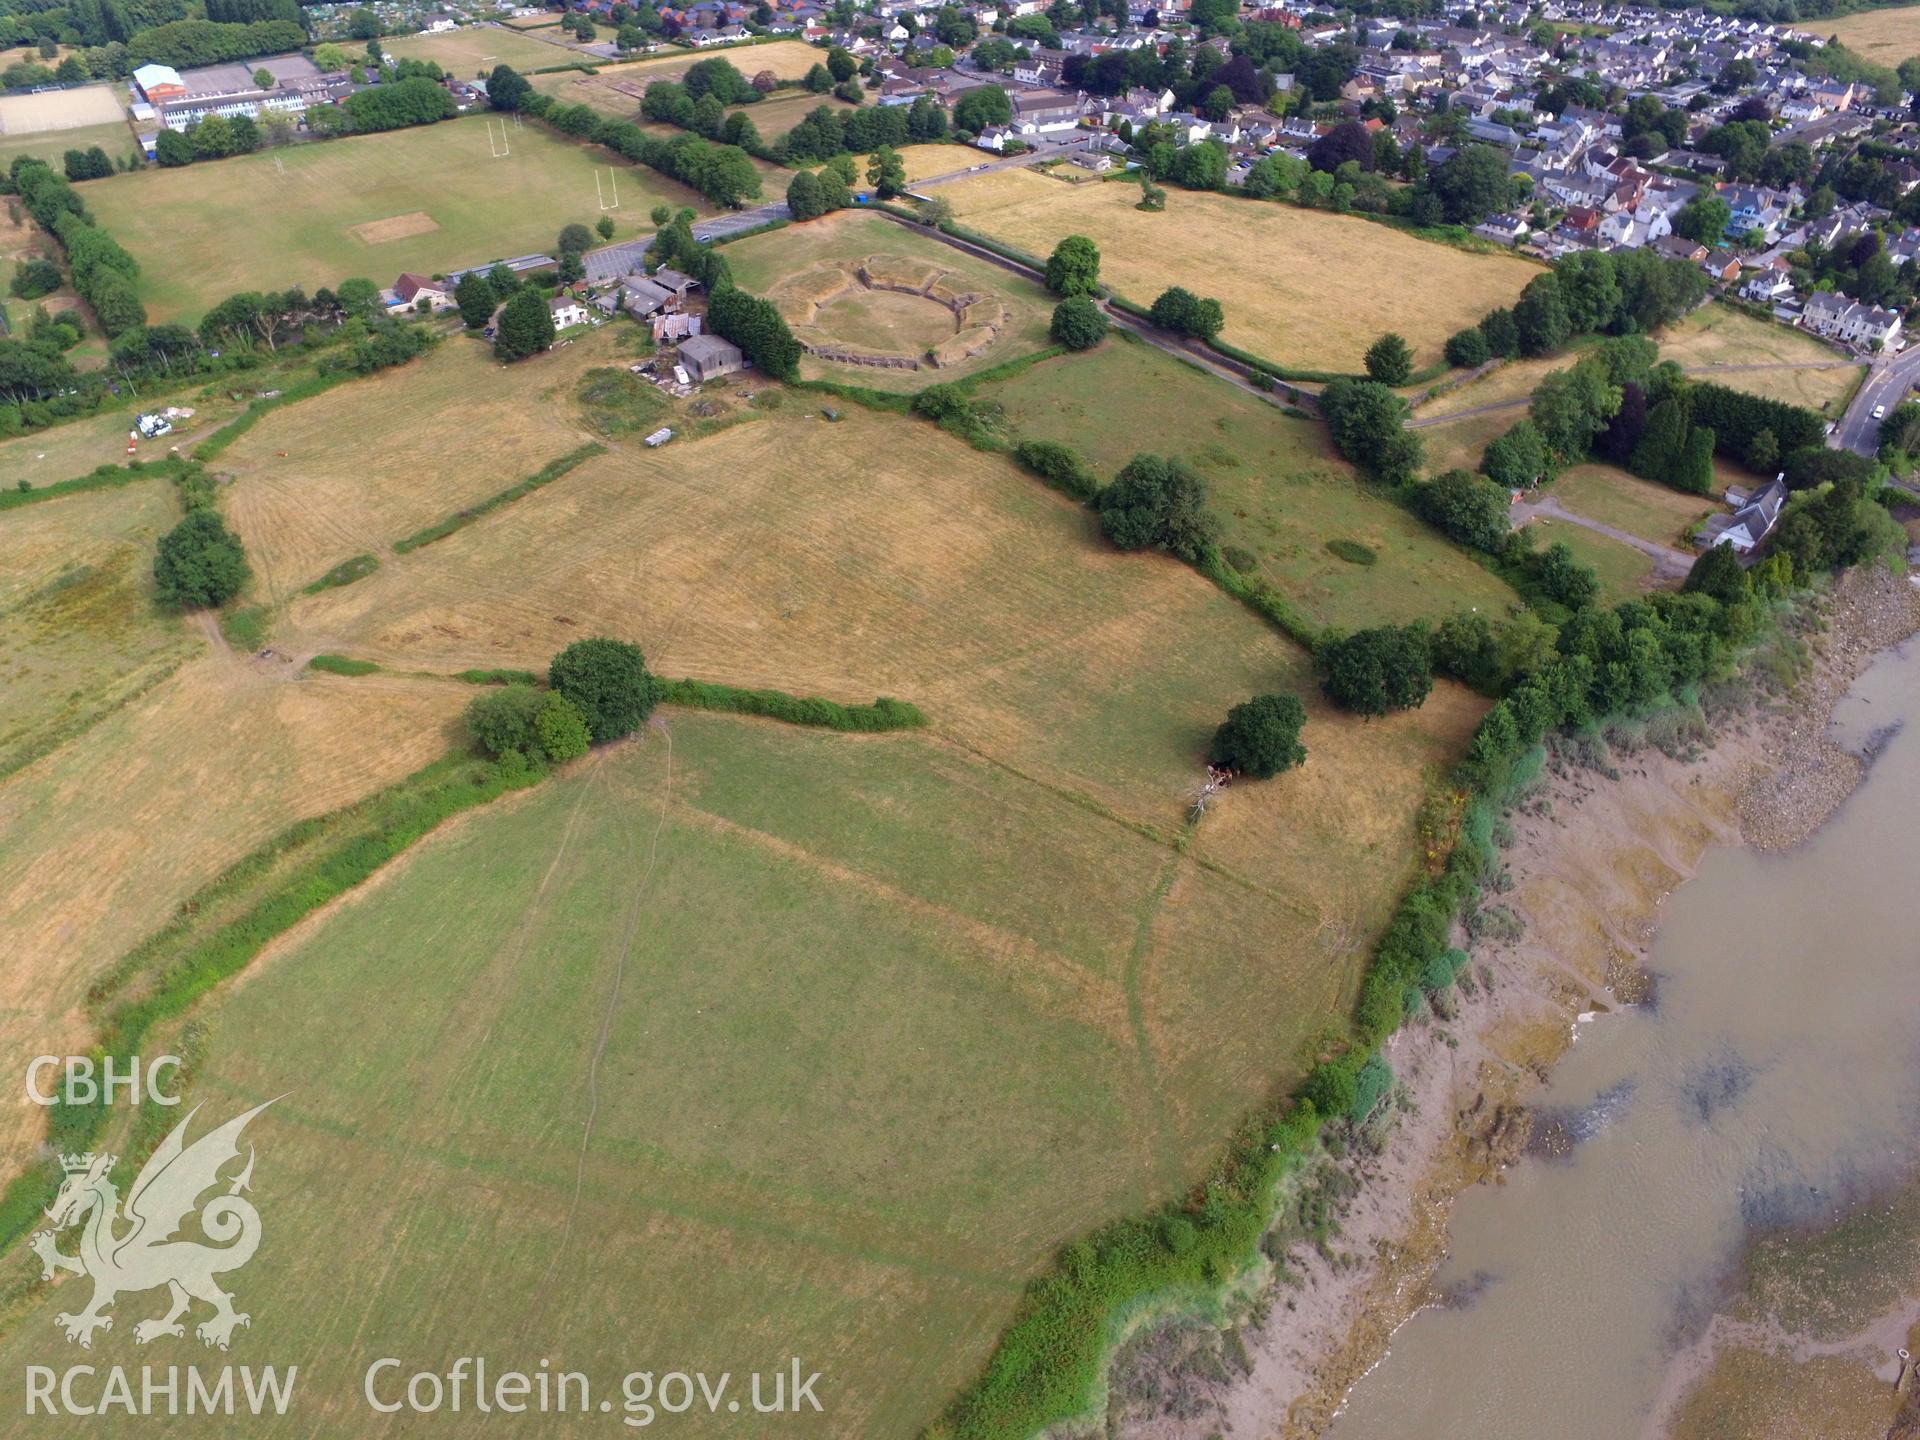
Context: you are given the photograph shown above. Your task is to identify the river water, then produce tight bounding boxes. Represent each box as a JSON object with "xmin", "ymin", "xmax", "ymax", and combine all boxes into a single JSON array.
[{"xmin": 1329, "ymin": 639, "xmax": 1920, "ymax": 1440}]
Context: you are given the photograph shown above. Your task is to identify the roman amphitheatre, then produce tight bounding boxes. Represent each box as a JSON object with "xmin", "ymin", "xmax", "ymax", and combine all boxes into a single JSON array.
[{"xmin": 770, "ymin": 253, "xmax": 1009, "ymax": 371}]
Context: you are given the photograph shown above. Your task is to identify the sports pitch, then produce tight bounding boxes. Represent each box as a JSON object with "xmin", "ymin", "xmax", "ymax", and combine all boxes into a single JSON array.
[
  {"xmin": 82, "ymin": 117, "xmax": 707, "ymax": 320},
  {"xmin": 0, "ymin": 85, "xmax": 125, "ymax": 135}
]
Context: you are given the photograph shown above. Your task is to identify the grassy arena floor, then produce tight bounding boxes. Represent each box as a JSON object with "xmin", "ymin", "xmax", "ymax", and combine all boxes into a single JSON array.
[
  {"xmin": 937, "ymin": 169, "xmax": 1541, "ymax": 372},
  {"xmin": 722, "ymin": 210, "xmax": 1055, "ymax": 389},
  {"xmin": 82, "ymin": 118, "xmax": 705, "ymax": 320},
  {"xmin": 0, "ymin": 342, "xmax": 1485, "ymax": 1424},
  {"xmin": 973, "ymin": 338, "xmax": 1522, "ymax": 629}
]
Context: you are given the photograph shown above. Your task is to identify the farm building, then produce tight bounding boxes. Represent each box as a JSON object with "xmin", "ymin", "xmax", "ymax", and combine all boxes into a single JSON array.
[
  {"xmin": 551, "ymin": 296, "xmax": 591, "ymax": 329},
  {"xmin": 678, "ymin": 334, "xmax": 744, "ymax": 384},
  {"xmin": 390, "ymin": 274, "xmax": 454, "ymax": 312}
]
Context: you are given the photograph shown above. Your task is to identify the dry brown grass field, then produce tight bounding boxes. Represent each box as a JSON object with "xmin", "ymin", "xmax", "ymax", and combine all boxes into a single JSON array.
[
  {"xmin": 274, "ymin": 391, "xmax": 1478, "ymax": 886},
  {"xmin": 221, "ymin": 333, "xmax": 613, "ymax": 599},
  {"xmin": 938, "ymin": 168, "xmax": 1542, "ymax": 371},
  {"xmin": 0, "ymin": 319, "xmax": 1492, "ymax": 1425},
  {"xmin": 0, "ymin": 84, "xmax": 124, "ymax": 133},
  {"xmin": 1656, "ymin": 304, "xmax": 1863, "ymax": 414},
  {"xmin": 1812, "ymin": 5, "xmax": 1920, "ymax": 62},
  {"xmin": 0, "ymin": 650, "xmax": 464, "ymax": 1168},
  {"xmin": 0, "ymin": 482, "xmax": 196, "ymax": 783},
  {"xmin": 896, "ymin": 140, "xmax": 978, "ymax": 183},
  {"xmin": 382, "ymin": 25, "xmax": 575, "ymax": 73}
]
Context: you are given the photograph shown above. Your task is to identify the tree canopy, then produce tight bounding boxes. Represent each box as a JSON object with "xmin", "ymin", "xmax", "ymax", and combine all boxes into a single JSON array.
[
  {"xmin": 548, "ymin": 637, "xmax": 660, "ymax": 743},
  {"xmin": 1210, "ymin": 693, "xmax": 1307, "ymax": 778}
]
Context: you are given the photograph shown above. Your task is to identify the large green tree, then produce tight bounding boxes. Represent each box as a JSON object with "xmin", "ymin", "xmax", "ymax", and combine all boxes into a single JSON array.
[
  {"xmin": 1043, "ymin": 234, "xmax": 1101, "ymax": 297},
  {"xmin": 1096, "ymin": 453, "xmax": 1218, "ymax": 562},
  {"xmin": 1316, "ymin": 625, "xmax": 1433, "ymax": 716},
  {"xmin": 548, "ymin": 637, "xmax": 660, "ymax": 743},
  {"xmin": 494, "ymin": 287, "xmax": 555, "ymax": 362},
  {"xmin": 154, "ymin": 508, "xmax": 250, "ymax": 610},
  {"xmin": 1210, "ymin": 693, "xmax": 1308, "ymax": 778}
]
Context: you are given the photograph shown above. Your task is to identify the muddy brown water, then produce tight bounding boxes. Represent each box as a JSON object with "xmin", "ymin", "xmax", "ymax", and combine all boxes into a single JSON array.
[{"xmin": 1328, "ymin": 640, "xmax": 1920, "ymax": 1440}]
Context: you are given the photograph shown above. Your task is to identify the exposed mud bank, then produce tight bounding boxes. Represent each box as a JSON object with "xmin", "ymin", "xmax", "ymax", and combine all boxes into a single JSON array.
[{"xmin": 1101, "ymin": 567, "xmax": 1920, "ymax": 1440}]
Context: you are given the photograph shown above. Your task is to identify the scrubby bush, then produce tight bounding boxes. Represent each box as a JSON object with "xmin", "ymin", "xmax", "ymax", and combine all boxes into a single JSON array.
[
  {"xmin": 1048, "ymin": 295, "xmax": 1107, "ymax": 350},
  {"xmin": 534, "ymin": 692, "xmax": 591, "ymax": 762},
  {"xmin": 1444, "ymin": 326, "xmax": 1489, "ymax": 368},
  {"xmin": 1363, "ymin": 331, "xmax": 1412, "ymax": 385},
  {"xmin": 465, "ymin": 685, "xmax": 546, "ymax": 760},
  {"xmin": 1012, "ymin": 438, "xmax": 1099, "ymax": 501}
]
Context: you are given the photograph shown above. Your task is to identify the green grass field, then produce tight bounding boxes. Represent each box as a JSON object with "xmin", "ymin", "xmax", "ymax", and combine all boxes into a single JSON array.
[
  {"xmin": 1551, "ymin": 463, "xmax": 1719, "ymax": 550},
  {"xmin": 0, "ymin": 117, "xmax": 139, "ymax": 171},
  {"xmin": 974, "ymin": 338, "xmax": 1523, "ymax": 629},
  {"xmin": 82, "ymin": 118, "xmax": 707, "ymax": 320}
]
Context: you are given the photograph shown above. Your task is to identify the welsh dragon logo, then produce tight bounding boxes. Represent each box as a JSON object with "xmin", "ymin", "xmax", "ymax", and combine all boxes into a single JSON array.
[{"xmin": 30, "ymin": 1099, "xmax": 277, "ymax": 1350}]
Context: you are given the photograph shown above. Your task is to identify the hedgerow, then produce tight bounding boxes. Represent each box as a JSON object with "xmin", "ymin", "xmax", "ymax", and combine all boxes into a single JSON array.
[
  {"xmin": 391, "ymin": 444, "xmax": 606, "ymax": 553},
  {"xmin": 657, "ymin": 678, "xmax": 927, "ymax": 731}
]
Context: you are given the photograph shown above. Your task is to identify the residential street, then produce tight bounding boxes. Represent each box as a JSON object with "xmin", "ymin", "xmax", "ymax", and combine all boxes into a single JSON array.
[{"xmin": 1831, "ymin": 344, "xmax": 1920, "ymax": 457}]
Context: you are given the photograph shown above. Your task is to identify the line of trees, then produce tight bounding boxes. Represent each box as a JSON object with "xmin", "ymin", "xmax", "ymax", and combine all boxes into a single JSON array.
[
  {"xmin": 504, "ymin": 72, "xmax": 761, "ymax": 209},
  {"xmin": 9, "ymin": 156, "xmax": 145, "ymax": 336}
]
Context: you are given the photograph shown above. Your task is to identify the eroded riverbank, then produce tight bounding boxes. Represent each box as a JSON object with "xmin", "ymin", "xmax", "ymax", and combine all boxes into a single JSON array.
[{"xmin": 1098, "ymin": 566, "xmax": 1920, "ymax": 1440}]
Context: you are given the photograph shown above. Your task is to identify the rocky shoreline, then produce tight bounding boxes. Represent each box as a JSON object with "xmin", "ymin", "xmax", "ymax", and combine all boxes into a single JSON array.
[{"xmin": 1110, "ymin": 565, "xmax": 1920, "ymax": 1440}]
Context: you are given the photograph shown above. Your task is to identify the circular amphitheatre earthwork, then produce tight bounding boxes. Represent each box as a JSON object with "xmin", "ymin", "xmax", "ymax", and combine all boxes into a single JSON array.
[{"xmin": 768, "ymin": 254, "xmax": 1009, "ymax": 372}]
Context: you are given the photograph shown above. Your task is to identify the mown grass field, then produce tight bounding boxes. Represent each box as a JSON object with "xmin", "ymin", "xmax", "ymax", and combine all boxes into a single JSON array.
[
  {"xmin": 220, "ymin": 331, "xmax": 616, "ymax": 600},
  {"xmin": 724, "ymin": 210, "xmax": 1055, "ymax": 389},
  {"xmin": 0, "ymin": 335, "xmax": 1485, "ymax": 1423},
  {"xmin": 1522, "ymin": 511, "xmax": 1657, "ymax": 599},
  {"xmin": 382, "ymin": 25, "xmax": 576, "ymax": 74},
  {"xmin": 975, "ymin": 337, "xmax": 1522, "ymax": 629},
  {"xmin": 0, "ymin": 117, "xmax": 136, "ymax": 170},
  {"xmin": 938, "ymin": 168, "xmax": 1542, "ymax": 372},
  {"xmin": 0, "ymin": 647, "xmax": 466, "ymax": 1170},
  {"xmin": 1552, "ymin": 463, "xmax": 1719, "ymax": 549},
  {"xmin": 82, "ymin": 118, "xmax": 705, "ymax": 320}
]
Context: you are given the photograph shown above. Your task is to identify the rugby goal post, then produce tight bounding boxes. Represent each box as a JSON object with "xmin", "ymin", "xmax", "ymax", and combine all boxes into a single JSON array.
[
  {"xmin": 595, "ymin": 168, "xmax": 619, "ymax": 211},
  {"xmin": 486, "ymin": 118, "xmax": 510, "ymax": 157}
]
